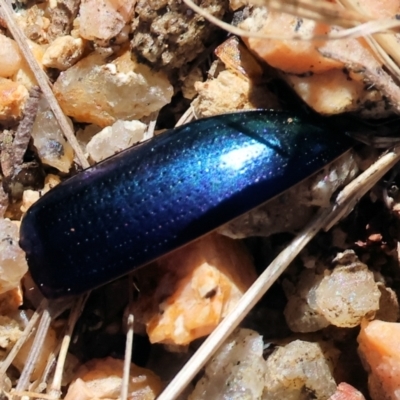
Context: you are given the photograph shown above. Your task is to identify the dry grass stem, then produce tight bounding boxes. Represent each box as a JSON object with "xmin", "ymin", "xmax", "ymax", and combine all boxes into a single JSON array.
[
  {"xmin": 326, "ymin": 146, "xmax": 400, "ymax": 229},
  {"xmin": 371, "ymin": 34, "xmax": 400, "ymax": 77},
  {"xmin": 0, "ymin": 302, "xmax": 45, "ymax": 380},
  {"xmin": 362, "ymin": 36, "xmax": 400, "ymax": 82},
  {"xmin": 10, "ymin": 390, "xmax": 60, "ymax": 400},
  {"xmin": 13, "ymin": 305, "xmax": 51, "ymax": 400},
  {"xmin": 183, "ymin": 0, "xmax": 400, "ymax": 42},
  {"xmin": 47, "ymin": 294, "xmax": 90, "ymax": 399},
  {"xmin": 259, "ymin": 0, "xmax": 367, "ymax": 25},
  {"xmin": 33, "ymin": 296, "xmax": 87, "ymax": 397},
  {"xmin": 0, "ymin": 1, "xmax": 89, "ymax": 169},
  {"xmin": 175, "ymin": 107, "xmax": 195, "ymax": 127},
  {"xmin": 337, "ymin": 0, "xmax": 400, "ymax": 80},
  {"xmin": 143, "ymin": 112, "xmax": 159, "ymax": 141},
  {"xmin": 121, "ymin": 275, "xmax": 135, "ymax": 400}
]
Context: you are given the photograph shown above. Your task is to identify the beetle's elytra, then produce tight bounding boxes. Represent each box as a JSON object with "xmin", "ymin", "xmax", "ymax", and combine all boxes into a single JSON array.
[{"xmin": 19, "ymin": 110, "xmax": 354, "ymax": 298}]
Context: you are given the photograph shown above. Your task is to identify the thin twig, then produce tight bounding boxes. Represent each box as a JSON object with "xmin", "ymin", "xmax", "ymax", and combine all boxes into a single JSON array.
[
  {"xmin": 121, "ymin": 274, "xmax": 135, "ymax": 400},
  {"xmin": 142, "ymin": 112, "xmax": 159, "ymax": 141},
  {"xmin": 183, "ymin": 0, "xmax": 400, "ymax": 41},
  {"xmin": 13, "ymin": 302, "xmax": 51, "ymax": 400},
  {"xmin": 28, "ymin": 298, "xmax": 83, "ymax": 395},
  {"xmin": 47, "ymin": 293, "xmax": 90, "ymax": 399},
  {"xmin": 31, "ymin": 348, "xmax": 57, "ymax": 394},
  {"xmin": 326, "ymin": 146, "xmax": 400, "ymax": 229},
  {"xmin": 0, "ymin": 301, "xmax": 44, "ymax": 380},
  {"xmin": 261, "ymin": 0, "xmax": 367, "ymax": 25},
  {"xmin": 10, "ymin": 390, "xmax": 60, "ymax": 400},
  {"xmin": 0, "ymin": 1, "xmax": 89, "ymax": 169},
  {"xmin": 338, "ymin": 0, "xmax": 400, "ymax": 82},
  {"xmin": 363, "ymin": 36, "xmax": 400, "ymax": 83},
  {"xmin": 175, "ymin": 107, "xmax": 195, "ymax": 127}
]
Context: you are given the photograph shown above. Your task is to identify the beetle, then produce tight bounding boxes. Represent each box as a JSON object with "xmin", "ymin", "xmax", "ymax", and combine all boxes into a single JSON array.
[{"xmin": 19, "ymin": 110, "xmax": 354, "ymax": 298}]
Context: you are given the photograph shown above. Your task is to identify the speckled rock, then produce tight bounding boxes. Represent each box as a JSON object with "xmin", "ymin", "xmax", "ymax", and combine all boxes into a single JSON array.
[
  {"xmin": 189, "ymin": 329, "xmax": 266, "ymax": 399},
  {"xmin": 264, "ymin": 340, "xmax": 337, "ymax": 399},
  {"xmin": 131, "ymin": 0, "xmax": 228, "ymax": 70},
  {"xmin": 0, "ymin": 219, "xmax": 28, "ymax": 294}
]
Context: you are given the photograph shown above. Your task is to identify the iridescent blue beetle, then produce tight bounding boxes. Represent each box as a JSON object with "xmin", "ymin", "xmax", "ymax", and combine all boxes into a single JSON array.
[{"xmin": 19, "ymin": 110, "xmax": 353, "ymax": 298}]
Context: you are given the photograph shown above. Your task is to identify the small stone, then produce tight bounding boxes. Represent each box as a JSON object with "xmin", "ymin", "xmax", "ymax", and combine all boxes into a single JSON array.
[
  {"xmin": 0, "ymin": 34, "xmax": 22, "ymax": 78},
  {"xmin": 0, "ymin": 219, "xmax": 28, "ymax": 294},
  {"xmin": 193, "ymin": 70, "xmax": 279, "ymax": 117},
  {"xmin": 189, "ymin": 329, "xmax": 266, "ymax": 399},
  {"xmin": 132, "ymin": 233, "xmax": 257, "ymax": 345},
  {"xmin": 215, "ymin": 36, "xmax": 264, "ymax": 80},
  {"xmin": 182, "ymin": 67, "xmax": 203, "ymax": 100},
  {"xmin": 283, "ymin": 270, "xmax": 330, "ymax": 333},
  {"xmin": 132, "ymin": 0, "xmax": 228, "ymax": 69},
  {"xmin": 20, "ymin": 190, "xmax": 40, "ymax": 214},
  {"xmin": 329, "ymin": 382, "xmax": 366, "ymax": 400},
  {"xmin": 230, "ymin": 0, "xmax": 248, "ymax": 11},
  {"xmin": 20, "ymin": 174, "xmax": 61, "ymax": 213},
  {"xmin": 0, "ymin": 288, "xmax": 23, "ymax": 315},
  {"xmin": 315, "ymin": 251, "xmax": 381, "ymax": 328},
  {"xmin": 79, "ymin": 0, "xmax": 135, "ymax": 41},
  {"xmin": 64, "ymin": 357, "xmax": 162, "ymax": 400},
  {"xmin": 53, "ymin": 50, "xmax": 173, "ymax": 127},
  {"xmin": 264, "ymin": 340, "xmax": 337, "ymax": 399},
  {"xmin": 284, "ymin": 249, "xmax": 381, "ymax": 331},
  {"xmin": 76, "ymin": 124, "xmax": 102, "ymax": 155},
  {"xmin": 14, "ymin": 5, "xmax": 50, "ymax": 44},
  {"xmin": 86, "ymin": 120, "xmax": 146, "ymax": 162},
  {"xmin": 31, "ymin": 99, "xmax": 74, "ymax": 172},
  {"xmin": 375, "ymin": 283, "xmax": 399, "ymax": 322},
  {"xmin": 0, "ymin": 78, "xmax": 29, "ymax": 122},
  {"xmin": 358, "ymin": 320, "xmax": 400, "ymax": 400},
  {"xmin": 286, "ymin": 70, "xmax": 365, "ymax": 115},
  {"xmin": 42, "ymin": 35, "xmax": 85, "ymax": 70}
]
